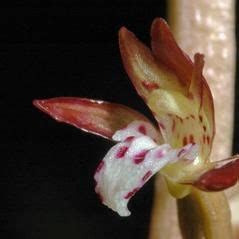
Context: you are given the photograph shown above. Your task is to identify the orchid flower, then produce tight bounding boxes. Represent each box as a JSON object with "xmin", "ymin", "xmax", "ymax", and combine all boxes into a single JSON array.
[{"xmin": 33, "ymin": 18, "xmax": 239, "ymax": 217}]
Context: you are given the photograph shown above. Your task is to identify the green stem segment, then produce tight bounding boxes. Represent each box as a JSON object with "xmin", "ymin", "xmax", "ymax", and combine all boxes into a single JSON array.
[{"xmin": 177, "ymin": 189, "xmax": 233, "ymax": 239}]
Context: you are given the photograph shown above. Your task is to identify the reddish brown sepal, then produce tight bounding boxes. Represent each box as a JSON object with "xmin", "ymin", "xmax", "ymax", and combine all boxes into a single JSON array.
[
  {"xmin": 151, "ymin": 18, "xmax": 215, "ymax": 155},
  {"xmin": 33, "ymin": 97, "xmax": 155, "ymax": 140},
  {"xmin": 119, "ymin": 26, "xmax": 162, "ymax": 100},
  {"xmin": 151, "ymin": 18, "xmax": 192, "ymax": 86},
  {"xmin": 193, "ymin": 155, "xmax": 239, "ymax": 191}
]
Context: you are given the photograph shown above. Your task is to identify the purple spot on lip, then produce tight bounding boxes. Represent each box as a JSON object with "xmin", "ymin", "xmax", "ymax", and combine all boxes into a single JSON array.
[
  {"xmin": 156, "ymin": 150, "xmax": 165, "ymax": 158},
  {"xmin": 124, "ymin": 187, "xmax": 140, "ymax": 199},
  {"xmin": 142, "ymin": 171, "xmax": 152, "ymax": 182},
  {"xmin": 125, "ymin": 136, "xmax": 134, "ymax": 142},
  {"xmin": 133, "ymin": 150, "xmax": 148, "ymax": 164},
  {"xmin": 116, "ymin": 146, "xmax": 128, "ymax": 158},
  {"xmin": 178, "ymin": 149, "xmax": 186, "ymax": 158}
]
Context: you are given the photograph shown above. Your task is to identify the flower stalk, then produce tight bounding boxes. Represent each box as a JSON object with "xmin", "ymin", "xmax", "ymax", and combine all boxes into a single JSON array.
[{"xmin": 177, "ymin": 189, "xmax": 232, "ymax": 239}]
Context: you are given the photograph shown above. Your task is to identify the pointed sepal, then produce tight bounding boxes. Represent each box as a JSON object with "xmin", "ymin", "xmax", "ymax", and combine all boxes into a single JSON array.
[{"xmin": 33, "ymin": 97, "xmax": 161, "ymax": 140}]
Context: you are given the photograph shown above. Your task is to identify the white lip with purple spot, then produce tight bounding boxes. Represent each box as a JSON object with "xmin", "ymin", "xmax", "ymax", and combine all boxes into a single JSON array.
[{"xmin": 94, "ymin": 121, "xmax": 198, "ymax": 216}]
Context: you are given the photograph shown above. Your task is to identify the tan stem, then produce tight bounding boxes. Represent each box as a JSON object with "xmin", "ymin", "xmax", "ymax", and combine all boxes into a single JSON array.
[
  {"xmin": 149, "ymin": 176, "xmax": 181, "ymax": 239},
  {"xmin": 177, "ymin": 189, "xmax": 232, "ymax": 239},
  {"xmin": 149, "ymin": 0, "xmax": 236, "ymax": 238},
  {"xmin": 149, "ymin": 179, "xmax": 233, "ymax": 239}
]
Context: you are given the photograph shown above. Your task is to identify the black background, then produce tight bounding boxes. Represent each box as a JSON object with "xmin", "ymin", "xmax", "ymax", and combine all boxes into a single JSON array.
[{"xmin": 2, "ymin": 1, "xmax": 239, "ymax": 239}]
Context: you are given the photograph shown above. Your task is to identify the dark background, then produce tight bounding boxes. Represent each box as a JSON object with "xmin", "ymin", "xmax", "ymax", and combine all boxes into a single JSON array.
[{"xmin": 2, "ymin": 1, "xmax": 238, "ymax": 239}]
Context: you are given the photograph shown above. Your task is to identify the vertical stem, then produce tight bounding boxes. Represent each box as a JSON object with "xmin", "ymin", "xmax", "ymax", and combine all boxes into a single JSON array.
[
  {"xmin": 177, "ymin": 189, "xmax": 233, "ymax": 239},
  {"xmin": 150, "ymin": 179, "xmax": 233, "ymax": 239},
  {"xmin": 149, "ymin": 176, "xmax": 181, "ymax": 239}
]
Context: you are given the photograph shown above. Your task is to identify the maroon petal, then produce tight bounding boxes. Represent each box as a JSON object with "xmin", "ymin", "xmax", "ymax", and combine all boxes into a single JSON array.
[{"xmin": 193, "ymin": 155, "xmax": 239, "ymax": 191}]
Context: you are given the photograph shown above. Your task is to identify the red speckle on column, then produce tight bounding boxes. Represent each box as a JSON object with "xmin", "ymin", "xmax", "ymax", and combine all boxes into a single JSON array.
[
  {"xmin": 142, "ymin": 81, "xmax": 159, "ymax": 91},
  {"xmin": 138, "ymin": 125, "xmax": 146, "ymax": 135},
  {"xmin": 124, "ymin": 187, "xmax": 140, "ymax": 199},
  {"xmin": 190, "ymin": 114, "xmax": 195, "ymax": 119},
  {"xmin": 142, "ymin": 171, "xmax": 152, "ymax": 182},
  {"xmin": 177, "ymin": 116, "xmax": 183, "ymax": 123},
  {"xmin": 172, "ymin": 119, "xmax": 176, "ymax": 132},
  {"xmin": 183, "ymin": 136, "xmax": 187, "ymax": 146},
  {"xmin": 116, "ymin": 146, "xmax": 128, "ymax": 158},
  {"xmin": 189, "ymin": 134, "xmax": 194, "ymax": 143},
  {"xmin": 199, "ymin": 115, "xmax": 203, "ymax": 123},
  {"xmin": 206, "ymin": 136, "xmax": 210, "ymax": 144}
]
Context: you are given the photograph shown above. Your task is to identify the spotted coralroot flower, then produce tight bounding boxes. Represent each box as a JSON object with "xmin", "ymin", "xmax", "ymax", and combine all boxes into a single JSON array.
[{"xmin": 33, "ymin": 18, "xmax": 239, "ymax": 216}]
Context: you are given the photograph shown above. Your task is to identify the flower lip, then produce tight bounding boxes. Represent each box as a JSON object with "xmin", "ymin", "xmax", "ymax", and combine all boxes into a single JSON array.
[{"xmin": 94, "ymin": 120, "xmax": 199, "ymax": 216}]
